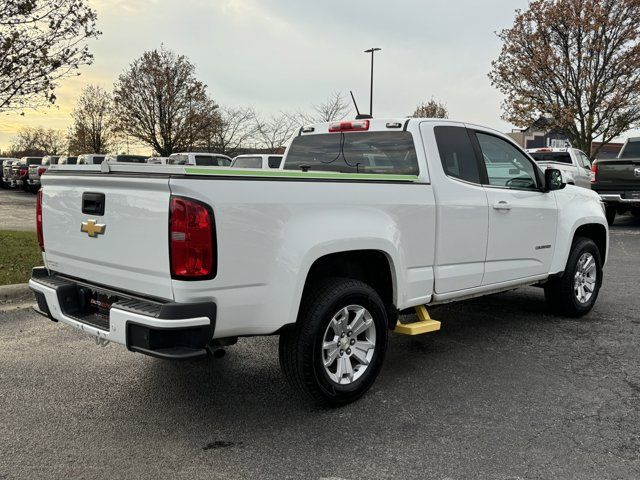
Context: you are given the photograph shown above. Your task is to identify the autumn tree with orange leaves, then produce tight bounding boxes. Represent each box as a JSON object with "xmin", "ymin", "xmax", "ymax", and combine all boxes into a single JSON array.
[{"xmin": 489, "ymin": 0, "xmax": 640, "ymax": 159}]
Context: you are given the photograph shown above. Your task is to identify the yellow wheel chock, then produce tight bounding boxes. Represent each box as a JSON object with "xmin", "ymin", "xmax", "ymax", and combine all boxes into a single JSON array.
[{"xmin": 394, "ymin": 305, "xmax": 441, "ymax": 335}]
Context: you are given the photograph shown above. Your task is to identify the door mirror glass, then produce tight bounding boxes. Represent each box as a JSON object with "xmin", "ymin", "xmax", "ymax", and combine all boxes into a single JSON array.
[{"xmin": 545, "ymin": 168, "xmax": 565, "ymax": 191}]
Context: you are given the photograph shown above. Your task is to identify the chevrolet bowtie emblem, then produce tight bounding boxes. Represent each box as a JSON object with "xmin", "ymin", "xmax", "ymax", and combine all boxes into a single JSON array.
[{"xmin": 81, "ymin": 219, "xmax": 106, "ymax": 237}]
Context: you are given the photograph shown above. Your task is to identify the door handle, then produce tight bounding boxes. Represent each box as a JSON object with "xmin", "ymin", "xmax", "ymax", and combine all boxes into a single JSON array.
[{"xmin": 493, "ymin": 201, "xmax": 512, "ymax": 211}]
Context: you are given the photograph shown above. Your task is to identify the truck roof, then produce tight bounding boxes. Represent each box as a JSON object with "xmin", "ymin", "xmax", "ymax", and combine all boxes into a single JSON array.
[{"xmin": 297, "ymin": 118, "xmax": 514, "ymax": 142}]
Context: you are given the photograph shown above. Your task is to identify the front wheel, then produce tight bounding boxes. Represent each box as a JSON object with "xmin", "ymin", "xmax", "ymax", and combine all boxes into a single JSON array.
[
  {"xmin": 279, "ymin": 277, "xmax": 388, "ymax": 406},
  {"xmin": 545, "ymin": 237, "xmax": 602, "ymax": 317}
]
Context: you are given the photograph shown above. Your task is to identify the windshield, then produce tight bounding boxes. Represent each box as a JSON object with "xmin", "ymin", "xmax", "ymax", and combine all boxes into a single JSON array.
[
  {"xmin": 168, "ymin": 154, "xmax": 188, "ymax": 165},
  {"xmin": 529, "ymin": 152, "xmax": 572, "ymax": 164},
  {"xmin": 284, "ymin": 131, "xmax": 419, "ymax": 175},
  {"xmin": 232, "ymin": 157, "xmax": 262, "ymax": 168}
]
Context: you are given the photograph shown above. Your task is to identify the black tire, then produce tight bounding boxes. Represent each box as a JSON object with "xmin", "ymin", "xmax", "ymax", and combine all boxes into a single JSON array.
[
  {"xmin": 545, "ymin": 237, "xmax": 602, "ymax": 317},
  {"xmin": 279, "ymin": 277, "xmax": 388, "ymax": 406},
  {"xmin": 605, "ymin": 206, "xmax": 616, "ymax": 226}
]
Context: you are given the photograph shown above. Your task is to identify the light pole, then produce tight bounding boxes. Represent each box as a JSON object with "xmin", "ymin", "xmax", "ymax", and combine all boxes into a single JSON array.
[{"xmin": 364, "ymin": 47, "xmax": 381, "ymax": 116}]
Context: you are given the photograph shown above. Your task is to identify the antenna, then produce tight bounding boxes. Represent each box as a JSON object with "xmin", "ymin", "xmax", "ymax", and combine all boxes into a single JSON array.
[
  {"xmin": 351, "ymin": 90, "xmax": 372, "ymax": 120},
  {"xmin": 350, "ymin": 90, "xmax": 361, "ymax": 117}
]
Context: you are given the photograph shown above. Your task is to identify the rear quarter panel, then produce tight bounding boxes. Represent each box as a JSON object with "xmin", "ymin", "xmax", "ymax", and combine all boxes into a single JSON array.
[{"xmin": 168, "ymin": 177, "xmax": 436, "ymax": 338}]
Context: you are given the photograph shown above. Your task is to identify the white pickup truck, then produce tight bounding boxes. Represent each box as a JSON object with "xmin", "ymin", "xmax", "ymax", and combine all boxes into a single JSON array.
[
  {"xmin": 526, "ymin": 147, "xmax": 593, "ymax": 188},
  {"xmin": 30, "ymin": 118, "xmax": 608, "ymax": 405}
]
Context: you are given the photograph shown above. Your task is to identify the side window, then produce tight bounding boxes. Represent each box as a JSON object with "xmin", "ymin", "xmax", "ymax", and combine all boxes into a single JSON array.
[
  {"xmin": 195, "ymin": 155, "xmax": 216, "ymax": 166},
  {"xmin": 267, "ymin": 156, "xmax": 282, "ymax": 169},
  {"xmin": 434, "ymin": 126, "xmax": 481, "ymax": 184},
  {"xmin": 476, "ymin": 132, "xmax": 538, "ymax": 190},
  {"xmin": 578, "ymin": 152, "xmax": 591, "ymax": 169},
  {"xmin": 216, "ymin": 156, "xmax": 231, "ymax": 166}
]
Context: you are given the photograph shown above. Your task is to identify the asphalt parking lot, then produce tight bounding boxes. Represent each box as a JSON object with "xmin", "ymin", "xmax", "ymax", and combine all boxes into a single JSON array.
[
  {"xmin": 0, "ymin": 187, "xmax": 36, "ymax": 231},
  {"xmin": 1, "ymin": 209, "xmax": 639, "ymax": 480}
]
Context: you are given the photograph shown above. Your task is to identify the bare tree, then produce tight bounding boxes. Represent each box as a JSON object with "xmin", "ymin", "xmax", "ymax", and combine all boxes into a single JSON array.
[
  {"xmin": 208, "ymin": 106, "xmax": 257, "ymax": 157},
  {"xmin": 112, "ymin": 47, "xmax": 219, "ymax": 156},
  {"xmin": 10, "ymin": 126, "xmax": 66, "ymax": 155},
  {"xmin": 68, "ymin": 85, "xmax": 113, "ymax": 154},
  {"xmin": 411, "ymin": 98, "xmax": 448, "ymax": 118},
  {"xmin": 254, "ymin": 112, "xmax": 299, "ymax": 152},
  {"xmin": 0, "ymin": 0, "xmax": 100, "ymax": 112},
  {"xmin": 489, "ymin": 0, "xmax": 640, "ymax": 159},
  {"xmin": 298, "ymin": 91, "xmax": 351, "ymax": 124}
]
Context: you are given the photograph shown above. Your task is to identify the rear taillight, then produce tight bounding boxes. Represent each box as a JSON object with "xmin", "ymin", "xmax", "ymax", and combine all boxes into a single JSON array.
[
  {"xmin": 590, "ymin": 161, "xmax": 598, "ymax": 183},
  {"xmin": 36, "ymin": 190, "xmax": 44, "ymax": 251},
  {"xmin": 37, "ymin": 167, "xmax": 46, "ymax": 176},
  {"xmin": 169, "ymin": 196, "xmax": 215, "ymax": 280},
  {"xmin": 328, "ymin": 120, "xmax": 370, "ymax": 132},
  {"xmin": 19, "ymin": 167, "xmax": 27, "ymax": 177}
]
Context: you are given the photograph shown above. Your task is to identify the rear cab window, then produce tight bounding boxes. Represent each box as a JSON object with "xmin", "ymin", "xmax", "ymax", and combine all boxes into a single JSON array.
[
  {"xmin": 620, "ymin": 140, "xmax": 640, "ymax": 158},
  {"xmin": 284, "ymin": 131, "xmax": 418, "ymax": 175},
  {"xmin": 529, "ymin": 151, "xmax": 572, "ymax": 164},
  {"xmin": 232, "ymin": 157, "xmax": 263, "ymax": 169}
]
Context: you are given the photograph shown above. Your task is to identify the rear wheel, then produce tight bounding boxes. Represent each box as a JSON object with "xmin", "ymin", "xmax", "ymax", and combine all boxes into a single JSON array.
[
  {"xmin": 279, "ymin": 277, "xmax": 388, "ymax": 406},
  {"xmin": 605, "ymin": 206, "xmax": 616, "ymax": 226},
  {"xmin": 545, "ymin": 237, "xmax": 602, "ymax": 317}
]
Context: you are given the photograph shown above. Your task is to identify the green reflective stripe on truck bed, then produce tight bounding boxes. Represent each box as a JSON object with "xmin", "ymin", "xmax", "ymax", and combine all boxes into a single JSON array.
[{"xmin": 184, "ymin": 167, "xmax": 419, "ymax": 182}]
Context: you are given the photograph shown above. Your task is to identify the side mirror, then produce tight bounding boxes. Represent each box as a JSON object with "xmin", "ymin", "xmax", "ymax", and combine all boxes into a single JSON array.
[{"xmin": 544, "ymin": 168, "xmax": 565, "ymax": 192}]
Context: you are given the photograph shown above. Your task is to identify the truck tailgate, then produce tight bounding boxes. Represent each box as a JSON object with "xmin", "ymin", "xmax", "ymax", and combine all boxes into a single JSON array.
[
  {"xmin": 41, "ymin": 174, "xmax": 174, "ymax": 300},
  {"xmin": 596, "ymin": 158, "xmax": 640, "ymax": 188}
]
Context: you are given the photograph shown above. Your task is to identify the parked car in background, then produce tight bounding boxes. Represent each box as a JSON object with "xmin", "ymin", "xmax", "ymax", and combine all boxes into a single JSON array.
[
  {"xmin": 27, "ymin": 156, "xmax": 60, "ymax": 192},
  {"xmin": 147, "ymin": 157, "xmax": 169, "ymax": 164},
  {"xmin": 31, "ymin": 118, "xmax": 608, "ymax": 406},
  {"xmin": 58, "ymin": 156, "xmax": 78, "ymax": 165},
  {"xmin": 12, "ymin": 157, "xmax": 42, "ymax": 191},
  {"xmin": 77, "ymin": 154, "xmax": 105, "ymax": 165},
  {"xmin": 168, "ymin": 152, "xmax": 232, "ymax": 167},
  {"xmin": 1, "ymin": 158, "xmax": 19, "ymax": 188},
  {"xmin": 591, "ymin": 137, "xmax": 640, "ymax": 225},
  {"xmin": 231, "ymin": 154, "xmax": 284, "ymax": 169},
  {"xmin": 526, "ymin": 147, "xmax": 592, "ymax": 189},
  {"xmin": 104, "ymin": 154, "xmax": 148, "ymax": 164}
]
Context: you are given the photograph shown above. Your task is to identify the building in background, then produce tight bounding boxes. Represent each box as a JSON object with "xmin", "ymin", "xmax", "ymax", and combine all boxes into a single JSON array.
[{"xmin": 507, "ymin": 117, "xmax": 623, "ymax": 159}]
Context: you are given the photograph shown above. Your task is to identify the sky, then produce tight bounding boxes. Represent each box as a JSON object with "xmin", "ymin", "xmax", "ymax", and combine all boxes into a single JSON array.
[{"xmin": 0, "ymin": 0, "xmax": 532, "ymax": 152}]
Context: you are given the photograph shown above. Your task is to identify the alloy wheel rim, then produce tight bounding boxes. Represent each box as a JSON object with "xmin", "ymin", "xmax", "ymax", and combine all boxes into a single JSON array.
[
  {"xmin": 574, "ymin": 252, "xmax": 597, "ymax": 304},
  {"xmin": 321, "ymin": 305, "xmax": 377, "ymax": 385}
]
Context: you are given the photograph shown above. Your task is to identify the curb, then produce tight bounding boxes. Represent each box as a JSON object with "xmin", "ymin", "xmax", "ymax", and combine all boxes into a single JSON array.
[{"xmin": 0, "ymin": 283, "xmax": 31, "ymax": 303}]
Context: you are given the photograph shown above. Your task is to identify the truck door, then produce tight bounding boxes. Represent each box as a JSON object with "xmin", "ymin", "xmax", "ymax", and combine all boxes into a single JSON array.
[
  {"xmin": 574, "ymin": 151, "xmax": 593, "ymax": 189},
  {"xmin": 471, "ymin": 128, "xmax": 558, "ymax": 285},
  {"xmin": 420, "ymin": 122, "xmax": 488, "ymax": 293}
]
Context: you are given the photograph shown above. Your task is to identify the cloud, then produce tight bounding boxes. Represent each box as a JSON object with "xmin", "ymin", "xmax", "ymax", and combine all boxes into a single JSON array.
[{"xmin": 2, "ymin": 0, "xmax": 533, "ymax": 152}]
